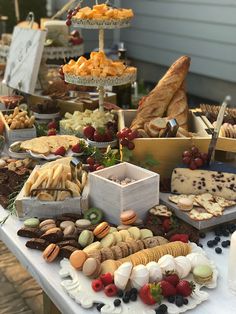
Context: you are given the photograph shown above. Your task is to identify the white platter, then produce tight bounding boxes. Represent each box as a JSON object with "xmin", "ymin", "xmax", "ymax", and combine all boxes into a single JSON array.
[
  {"xmin": 71, "ymin": 18, "xmax": 132, "ymax": 29},
  {"xmin": 87, "ymin": 138, "xmax": 117, "ymax": 148},
  {"xmin": 64, "ymin": 70, "xmax": 137, "ymax": 87},
  {"xmin": 59, "ymin": 243, "xmax": 218, "ymax": 314}
]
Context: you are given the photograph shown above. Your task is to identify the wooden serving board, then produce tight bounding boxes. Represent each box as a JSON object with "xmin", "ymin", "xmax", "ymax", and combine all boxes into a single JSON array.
[{"xmin": 160, "ymin": 192, "xmax": 236, "ymax": 230}]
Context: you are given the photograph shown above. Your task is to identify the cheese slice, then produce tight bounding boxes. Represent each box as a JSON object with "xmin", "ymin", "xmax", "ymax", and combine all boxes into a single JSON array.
[{"xmin": 171, "ymin": 168, "xmax": 236, "ymax": 201}]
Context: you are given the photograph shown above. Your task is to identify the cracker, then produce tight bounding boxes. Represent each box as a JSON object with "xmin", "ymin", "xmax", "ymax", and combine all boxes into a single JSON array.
[
  {"xmin": 188, "ymin": 208, "xmax": 213, "ymax": 221},
  {"xmin": 149, "ymin": 205, "xmax": 172, "ymax": 217},
  {"xmin": 194, "ymin": 196, "xmax": 223, "ymax": 217}
]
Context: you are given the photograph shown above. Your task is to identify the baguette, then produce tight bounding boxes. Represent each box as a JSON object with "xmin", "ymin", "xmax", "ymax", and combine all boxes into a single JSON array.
[{"xmin": 131, "ymin": 56, "xmax": 191, "ymax": 130}]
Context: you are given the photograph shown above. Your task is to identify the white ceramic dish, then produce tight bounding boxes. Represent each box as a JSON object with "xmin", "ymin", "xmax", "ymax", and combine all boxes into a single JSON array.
[{"xmin": 59, "ymin": 243, "xmax": 218, "ymax": 314}]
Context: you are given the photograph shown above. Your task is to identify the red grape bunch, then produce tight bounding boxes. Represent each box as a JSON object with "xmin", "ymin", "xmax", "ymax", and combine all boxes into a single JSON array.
[
  {"xmin": 182, "ymin": 146, "xmax": 208, "ymax": 170},
  {"xmin": 117, "ymin": 128, "xmax": 138, "ymax": 151},
  {"xmin": 86, "ymin": 156, "xmax": 104, "ymax": 172},
  {"xmin": 66, "ymin": 6, "xmax": 80, "ymax": 26}
]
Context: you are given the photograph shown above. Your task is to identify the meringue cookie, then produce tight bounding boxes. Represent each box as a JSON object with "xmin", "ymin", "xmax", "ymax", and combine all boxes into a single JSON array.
[
  {"xmin": 114, "ymin": 262, "xmax": 133, "ymax": 290},
  {"xmin": 174, "ymin": 256, "xmax": 191, "ymax": 278},
  {"xmin": 186, "ymin": 253, "xmax": 210, "ymax": 270},
  {"xmin": 146, "ymin": 262, "xmax": 162, "ymax": 283},
  {"xmin": 130, "ymin": 265, "xmax": 149, "ymax": 290},
  {"xmin": 158, "ymin": 254, "xmax": 176, "ymax": 274}
]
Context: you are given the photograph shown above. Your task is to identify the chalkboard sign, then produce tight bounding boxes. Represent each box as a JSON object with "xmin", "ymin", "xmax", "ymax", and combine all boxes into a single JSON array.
[{"xmin": 3, "ymin": 26, "xmax": 46, "ymax": 94}]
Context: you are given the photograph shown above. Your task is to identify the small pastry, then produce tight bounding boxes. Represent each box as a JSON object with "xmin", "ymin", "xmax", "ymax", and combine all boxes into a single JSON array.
[
  {"xmin": 42, "ymin": 244, "xmax": 60, "ymax": 263},
  {"xmin": 186, "ymin": 253, "xmax": 210, "ymax": 270},
  {"xmin": 69, "ymin": 250, "xmax": 88, "ymax": 270},
  {"xmin": 146, "ymin": 262, "xmax": 163, "ymax": 283},
  {"xmin": 192, "ymin": 264, "xmax": 213, "ymax": 285},
  {"xmin": 114, "ymin": 262, "xmax": 133, "ymax": 290},
  {"xmin": 78, "ymin": 230, "xmax": 94, "ymax": 248},
  {"xmin": 174, "ymin": 256, "xmax": 191, "ymax": 278},
  {"xmin": 140, "ymin": 229, "xmax": 153, "ymax": 240},
  {"xmin": 177, "ymin": 197, "xmax": 193, "ymax": 212},
  {"xmin": 100, "ymin": 233, "xmax": 115, "ymax": 248},
  {"xmin": 82, "ymin": 257, "xmax": 101, "ymax": 278},
  {"xmin": 120, "ymin": 210, "xmax": 137, "ymax": 225},
  {"xmin": 130, "ymin": 265, "xmax": 149, "ymax": 290},
  {"xmin": 83, "ymin": 241, "xmax": 102, "ymax": 254},
  {"xmin": 93, "ymin": 222, "xmax": 110, "ymax": 239},
  {"xmin": 158, "ymin": 254, "xmax": 176, "ymax": 273}
]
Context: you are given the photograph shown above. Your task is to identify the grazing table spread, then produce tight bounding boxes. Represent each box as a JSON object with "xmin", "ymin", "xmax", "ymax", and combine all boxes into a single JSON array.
[{"xmin": 0, "ymin": 205, "xmax": 236, "ymax": 314}]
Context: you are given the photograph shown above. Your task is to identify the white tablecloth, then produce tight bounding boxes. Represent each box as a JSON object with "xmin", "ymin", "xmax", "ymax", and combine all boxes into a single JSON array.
[{"xmin": 0, "ymin": 206, "xmax": 236, "ymax": 314}]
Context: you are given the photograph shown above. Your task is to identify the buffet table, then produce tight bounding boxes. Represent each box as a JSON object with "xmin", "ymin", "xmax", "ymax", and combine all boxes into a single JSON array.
[{"xmin": 0, "ymin": 206, "xmax": 235, "ymax": 314}]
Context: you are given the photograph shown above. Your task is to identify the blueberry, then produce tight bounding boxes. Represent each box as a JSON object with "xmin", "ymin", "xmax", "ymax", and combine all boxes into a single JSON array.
[
  {"xmin": 212, "ymin": 239, "xmax": 218, "ymax": 246},
  {"xmin": 122, "ymin": 296, "xmax": 130, "ymax": 303},
  {"xmin": 124, "ymin": 290, "xmax": 131, "ymax": 298},
  {"xmin": 130, "ymin": 293, "xmax": 137, "ymax": 301},
  {"xmin": 207, "ymin": 240, "xmax": 214, "ymax": 248},
  {"xmin": 96, "ymin": 303, "xmax": 104, "ymax": 312},
  {"xmin": 214, "ymin": 230, "xmax": 222, "ymax": 236},
  {"xmin": 215, "ymin": 236, "xmax": 220, "ymax": 242},
  {"xmin": 117, "ymin": 289, "xmax": 124, "ymax": 298},
  {"xmin": 175, "ymin": 296, "xmax": 184, "ymax": 307},
  {"xmin": 114, "ymin": 299, "xmax": 121, "ymax": 307},
  {"xmin": 167, "ymin": 295, "xmax": 175, "ymax": 303},
  {"xmin": 199, "ymin": 232, "xmax": 206, "ymax": 238},
  {"xmin": 155, "ymin": 304, "xmax": 168, "ymax": 314},
  {"xmin": 215, "ymin": 247, "xmax": 222, "ymax": 254},
  {"xmin": 223, "ymin": 230, "xmax": 230, "ymax": 237},
  {"xmin": 130, "ymin": 288, "xmax": 138, "ymax": 295},
  {"xmin": 221, "ymin": 241, "xmax": 228, "ymax": 248},
  {"xmin": 183, "ymin": 298, "xmax": 189, "ymax": 305},
  {"xmin": 226, "ymin": 240, "xmax": 231, "ymax": 246}
]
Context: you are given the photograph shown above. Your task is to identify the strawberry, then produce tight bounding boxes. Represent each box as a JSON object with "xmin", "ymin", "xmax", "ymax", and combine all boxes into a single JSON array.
[
  {"xmin": 54, "ymin": 146, "xmax": 66, "ymax": 156},
  {"xmin": 72, "ymin": 142, "xmax": 84, "ymax": 153},
  {"xmin": 48, "ymin": 120, "xmax": 57, "ymax": 130},
  {"xmin": 159, "ymin": 280, "xmax": 176, "ymax": 297},
  {"xmin": 104, "ymin": 284, "xmax": 117, "ymax": 297},
  {"xmin": 0, "ymin": 119, "xmax": 5, "ymax": 135},
  {"xmin": 83, "ymin": 125, "xmax": 95, "ymax": 140},
  {"xmin": 139, "ymin": 283, "xmax": 162, "ymax": 305},
  {"xmin": 91, "ymin": 279, "xmax": 103, "ymax": 292},
  {"xmin": 170, "ymin": 234, "xmax": 189, "ymax": 243},
  {"xmin": 176, "ymin": 280, "xmax": 195, "ymax": 297},
  {"xmin": 104, "ymin": 129, "xmax": 114, "ymax": 142},
  {"xmin": 162, "ymin": 218, "xmax": 171, "ymax": 233},
  {"xmin": 164, "ymin": 274, "xmax": 180, "ymax": 287},
  {"xmin": 47, "ymin": 128, "xmax": 57, "ymax": 136},
  {"xmin": 94, "ymin": 128, "xmax": 106, "ymax": 142},
  {"xmin": 100, "ymin": 273, "xmax": 113, "ymax": 286}
]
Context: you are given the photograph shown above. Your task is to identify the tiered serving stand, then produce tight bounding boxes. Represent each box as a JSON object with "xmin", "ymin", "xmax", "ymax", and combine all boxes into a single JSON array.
[{"xmin": 64, "ymin": 1, "xmax": 137, "ymax": 111}]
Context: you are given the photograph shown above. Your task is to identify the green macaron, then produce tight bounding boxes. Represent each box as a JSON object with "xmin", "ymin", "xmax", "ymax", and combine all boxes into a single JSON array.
[
  {"xmin": 78, "ymin": 230, "xmax": 94, "ymax": 248},
  {"xmin": 193, "ymin": 264, "xmax": 213, "ymax": 285},
  {"xmin": 24, "ymin": 218, "xmax": 40, "ymax": 228}
]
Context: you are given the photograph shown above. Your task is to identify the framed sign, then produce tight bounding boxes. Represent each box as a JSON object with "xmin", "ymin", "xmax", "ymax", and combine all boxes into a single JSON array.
[{"xmin": 3, "ymin": 26, "xmax": 47, "ymax": 94}]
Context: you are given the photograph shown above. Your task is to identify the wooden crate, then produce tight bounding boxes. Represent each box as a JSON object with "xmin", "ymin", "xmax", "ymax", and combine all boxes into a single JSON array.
[
  {"xmin": 118, "ymin": 110, "xmax": 212, "ymax": 178},
  {"xmin": 89, "ymin": 162, "xmax": 159, "ymax": 225},
  {"xmin": 15, "ymin": 166, "xmax": 89, "ymax": 219},
  {"xmin": 0, "ymin": 111, "xmax": 36, "ymax": 144}
]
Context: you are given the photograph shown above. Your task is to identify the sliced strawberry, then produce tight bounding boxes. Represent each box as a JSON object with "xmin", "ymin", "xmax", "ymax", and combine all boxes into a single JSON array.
[
  {"xmin": 164, "ymin": 274, "xmax": 180, "ymax": 287},
  {"xmin": 100, "ymin": 273, "xmax": 113, "ymax": 286},
  {"xmin": 104, "ymin": 284, "xmax": 117, "ymax": 297},
  {"xmin": 91, "ymin": 279, "xmax": 103, "ymax": 292},
  {"xmin": 176, "ymin": 280, "xmax": 195, "ymax": 297},
  {"xmin": 54, "ymin": 146, "xmax": 66, "ymax": 156},
  {"xmin": 159, "ymin": 280, "xmax": 176, "ymax": 297},
  {"xmin": 170, "ymin": 234, "xmax": 189, "ymax": 243}
]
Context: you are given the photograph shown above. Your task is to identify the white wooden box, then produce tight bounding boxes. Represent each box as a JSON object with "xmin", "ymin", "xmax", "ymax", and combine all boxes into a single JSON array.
[
  {"xmin": 0, "ymin": 111, "xmax": 36, "ymax": 144},
  {"xmin": 15, "ymin": 166, "xmax": 89, "ymax": 219},
  {"xmin": 89, "ymin": 162, "xmax": 159, "ymax": 225}
]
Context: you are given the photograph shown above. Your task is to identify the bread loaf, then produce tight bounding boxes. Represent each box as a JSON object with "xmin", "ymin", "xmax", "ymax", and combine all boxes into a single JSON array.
[{"xmin": 131, "ymin": 56, "xmax": 191, "ymax": 131}]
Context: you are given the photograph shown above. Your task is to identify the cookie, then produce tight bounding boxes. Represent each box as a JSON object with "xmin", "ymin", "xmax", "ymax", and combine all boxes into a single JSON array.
[
  {"xmin": 17, "ymin": 227, "xmax": 42, "ymax": 238},
  {"xmin": 117, "ymin": 225, "xmax": 130, "ymax": 231},
  {"xmin": 117, "ymin": 242, "xmax": 129, "ymax": 257},
  {"xmin": 109, "ymin": 227, "xmax": 117, "ymax": 234},
  {"xmin": 87, "ymin": 250, "xmax": 102, "ymax": 262},
  {"xmin": 26, "ymin": 238, "xmax": 48, "ymax": 251},
  {"xmin": 60, "ymin": 245, "xmax": 78, "ymax": 259},
  {"xmin": 119, "ymin": 229, "xmax": 131, "ymax": 241},
  {"xmin": 40, "ymin": 223, "xmax": 57, "ymax": 233},
  {"xmin": 60, "ymin": 221, "xmax": 75, "ymax": 230},
  {"xmin": 40, "ymin": 229, "xmax": 63, "ymax": 243},
  {"xmin": 110, "ymin": 245, "xmax": 123, "ymax": 260},
  {"xmin": 140, "ymin": 229, "xmax": 153, "ymax": 239},
  {"xmin": 177, "ymin": 198, "xmax": 193, "ymax": 212},
  {"xmin": 57, "ymin": 240, "xmax": 79, "ymax": 248},
  {"xmin": 39, "ymin": 219, "xmax": 56, "ymax": 228},
  {"xmin": 136, "ymin": 239, "xmax": 145, "ymax": 251},
  {"xmin": 101, "ymin": 247, "xmax": 114, "ymax": 262},
  {"xmin": 143, "ymin": 237, "xmax": 160, "ymax": 249},
  {"xmin": 112, "ymin": 231, "xmax": 122, "ymax": 244},
  {"xmin": 100, "ymin": 233, "xmax": 114, "ymax": 248},
  {"xmin": 83, "ymin": 207, "xmax": 103, "ymax": 225},
  {"xmin": 128, "ymin": 227, "xmax": 141, "ymax": 240},
  {"xmin": 83, "ymin": 241, "xmax": 101, "ymax": 254},
  {"xmin": 69, "ymin": 250, "xmax": 88, "ymax": 270},
  {"xmin": 63, "ymin": 225, "xmax": 76, "ymax": 236},
  {"xmin": 101, "ymin": 259, "xmax": 119, "ymax": 275},
  {"xmin": 43, "ymin": 244, "xmax": 60, "ymax": 263},
  {"xmin": 93, "ymin": 222, "xmax": 110, "ymax": 239},
  {"xmin": 24, "ymin": 218, "xmax": 40, "ymax": 228},
  {"xmin": 82, "ymin": 257, "xmax": 101, "ymax": 278},
  {"xmin": 78, "ymin": 230, "xmax": 94, "ymax": 248},
  {"xmin": 75, "ymin": 219, "xmax": 91, "ymax": 229}
]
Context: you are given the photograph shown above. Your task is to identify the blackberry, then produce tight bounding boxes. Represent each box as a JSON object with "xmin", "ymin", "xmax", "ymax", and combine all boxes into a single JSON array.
[
  {"xmin": 130, "ymin": 293, "xmax": 137, "ymax": 301},
  {"xmin": 207, "ymin": 240, "xmax": 214, "ymax": 248},
  {"xmin": 122, "ymin": 296, "xmax": 130, "ymax": 303},
  {"xmin": 183, "ymin": 298, "xmax": 189, "ymax": 305},
  {"xmin": 130, "ymin": 288, "xmax": 138, "ymax": 295},
  {"xmin": 96, "ymin": 303, "xmax": 104, "ymax": 312},
  {"xmin": 215, "ymin": 247, "xmax": 222, "ymax": 254},
  {"xmin": 167, "ymin": 295, "xmax": 175, "ymax": 303},
  {"xmin": 155, "ymin": 304, "xmax": 168, "ymax": 314},
  {"xmin": 124, "ymin": 290, "xmax": 131, "ymax": 298},
  {"xmin": 117, "ymin": 289, "xmax": 124, "ymax": 298},
  {"xmin": 114, "ymin": 299, "xmax": 121, "ymax": 307}
]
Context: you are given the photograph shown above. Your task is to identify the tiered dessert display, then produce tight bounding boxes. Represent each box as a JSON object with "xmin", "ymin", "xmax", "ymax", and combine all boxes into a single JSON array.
[{"xmin": 62, "ymin": 2, "xmax": 137, "ymax": 112}]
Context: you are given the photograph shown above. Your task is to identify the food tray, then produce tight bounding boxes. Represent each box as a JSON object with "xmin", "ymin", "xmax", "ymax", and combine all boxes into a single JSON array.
[
  {"xmin": 160, "ymin": 192, "xmax": 236, "ymax": 230},
  {"xmin": 87, "ymin": 138, "xmax": 117, "ymax": 148},
  {"xmin": 64, "ymin": 70, "xmax": 137, "ymax": 87},
  {"xmin": 43, "ymin": 44, "xmax": 84, "ymax": 60},
  {"xmin": 59, "ymin": 243, "xmax": 218, "ymax": 314},
  {"xmin": 71, "ymin": 18, "xmax": 132, "ymax": 29}
]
